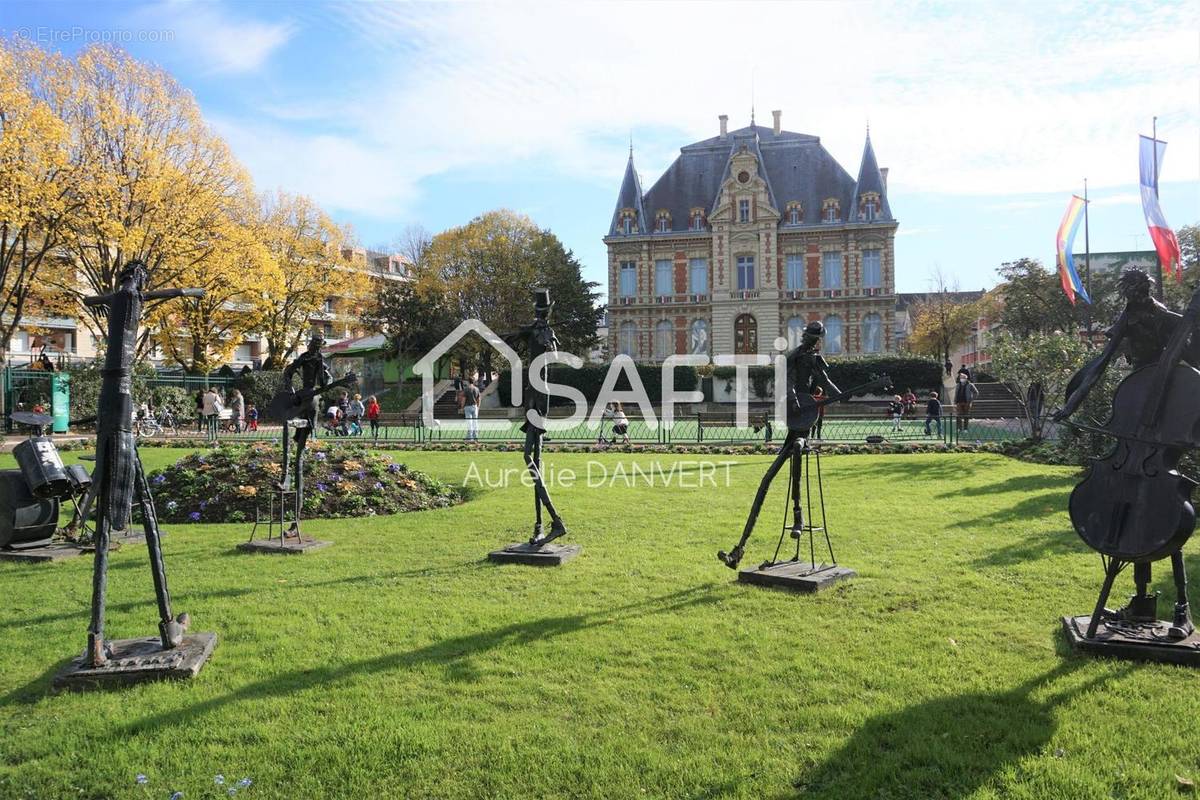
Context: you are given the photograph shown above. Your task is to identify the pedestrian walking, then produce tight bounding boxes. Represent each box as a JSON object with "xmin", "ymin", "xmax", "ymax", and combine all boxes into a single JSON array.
[
  {"xmin": 462, "ymin": 377, "xmax": 480, "ymax": 442},
  {"xmin": 348, "ymin": 393, "xmax": 365, "ymax": 436},
  {"xmin": 924, "ymin": 391, "xmax": 943, "ymax": 437},
  {"xmin": 366, "ymin": 395, "xmax": 381, "ymax": 440},
  {"xmin": 954, "ymin": 373, "xmax": 978, "ymax": 431},
  {"xmin": 889, "ymin": 394, "xmax": 904, "ymax": 432},
  {"xmin": 229, "ymin": 388, "xmax": 245, "ymax": 433}
]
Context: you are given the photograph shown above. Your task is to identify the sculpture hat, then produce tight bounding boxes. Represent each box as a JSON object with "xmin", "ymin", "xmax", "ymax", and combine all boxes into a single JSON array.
[
  {"xmin": 803, "ymin": 321, "xmax": 825, "ymax": 338},
  {"xmin": 533, "ymin": 288, "xmax": 553, "ymax": 311}
]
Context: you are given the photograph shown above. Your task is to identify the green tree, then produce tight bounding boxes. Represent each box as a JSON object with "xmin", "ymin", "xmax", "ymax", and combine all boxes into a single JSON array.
[
  {"xmin": 990, "ymin": 330, "xmax": 1089, "ymax": 441},
  {"xmin": 363, "ymin": 276, "xmax": 456, "ymax": 395}
]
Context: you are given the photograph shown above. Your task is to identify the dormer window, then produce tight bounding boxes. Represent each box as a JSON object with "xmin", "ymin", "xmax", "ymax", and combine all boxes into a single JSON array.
[
  {"xmin": 738, "ymin": 199, "xmax": 750, "ymax": 224},
  {"xmin": 785, "ymin": 201, "xmax": 803, "ymax": 225},
  {"xmin": 655, "ymin": 210, "xmax": 671, "ymax": 233},
  {"xmin": 619, "ymin": 208, "xmax": 637, "ymax": 235},
  {"xmin": 822, "ymin": 198, "xmax": 840, "ymax": 224},
  {"xmin": 860, "ymin": 192, "xmax": 880, "ymax": 221},
  {"xmin": 690, "ymin": 208, "xmax": 706, "ymax": 231}
]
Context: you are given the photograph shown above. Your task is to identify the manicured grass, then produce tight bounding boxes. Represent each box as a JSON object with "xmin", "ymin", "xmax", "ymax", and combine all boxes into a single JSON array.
[{"xmin": 1, "ymin": 448, "xmax": 1197, "ymax": 799}]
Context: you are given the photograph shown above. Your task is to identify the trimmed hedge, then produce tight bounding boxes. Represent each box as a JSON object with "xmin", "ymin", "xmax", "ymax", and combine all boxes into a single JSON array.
[
  {"xmin": 496, "ymin": 364, "xmax": 698, "ymax": 405},
  {"xmin": 498, "ymin": 356, "xmax": 942, "ymax": 405}
]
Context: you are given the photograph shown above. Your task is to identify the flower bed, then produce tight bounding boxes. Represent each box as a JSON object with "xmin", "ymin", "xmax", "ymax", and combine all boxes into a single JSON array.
[{"xmin": 147, "ymin": 442, "xmax": 463, "ymax": 524}]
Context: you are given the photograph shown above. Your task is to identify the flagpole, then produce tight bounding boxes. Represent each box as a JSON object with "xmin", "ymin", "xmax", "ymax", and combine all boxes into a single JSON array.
[
  {"xmin": 1084, "ymin": 178, "xmax": 1092, "ymax": 344},
  {"xmin": 1153, "ymin": 115, "xmax": 1164, "ymax": 299}
]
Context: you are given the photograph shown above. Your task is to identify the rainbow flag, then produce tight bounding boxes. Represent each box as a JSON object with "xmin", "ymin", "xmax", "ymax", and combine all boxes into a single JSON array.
[
  {"xmin": 1055, "ymin": 195, "xmax": 1090, "ymax": 305},
  {"xmin": 1139, "ymin": 135, "xmax": 1182, "ymax": 282}
]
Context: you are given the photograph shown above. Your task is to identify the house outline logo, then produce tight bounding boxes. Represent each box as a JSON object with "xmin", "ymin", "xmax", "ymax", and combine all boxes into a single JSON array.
[{"xmin": 412, "ymin": 319, "xmax": 522, "ymax": 429}]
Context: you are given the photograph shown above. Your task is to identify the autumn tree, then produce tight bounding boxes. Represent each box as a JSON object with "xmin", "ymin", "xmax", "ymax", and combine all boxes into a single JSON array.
[
  {"xmin": 147, "ymin": 199, "xmax": 282, "ymax": 373},
  {"xmin": 363, "ymin": 274, "xmax": 455, "ymax": 395},
  {"xmin": 256, "ymin": 190, "xmax": 361, "ymax": 369},
  {"xmin": 42, "ymin": 45, "xmax": 257, "ymax": 355},
  {"xmin": 905, "ymin": 270, "xmax": 984, "ymax": 374},
  {"xmin": 0, "ymin": 38, "xmax": 79, "ymax": 364},
  {"xmin": 420, "ymin": 210, "xmax": 603, "ymax": 375}
]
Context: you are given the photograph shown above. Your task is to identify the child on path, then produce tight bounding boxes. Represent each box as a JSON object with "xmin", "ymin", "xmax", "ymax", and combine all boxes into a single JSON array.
[{"xmin": 889, "ymin": 394, "xmax": 904, "ymax": 432}]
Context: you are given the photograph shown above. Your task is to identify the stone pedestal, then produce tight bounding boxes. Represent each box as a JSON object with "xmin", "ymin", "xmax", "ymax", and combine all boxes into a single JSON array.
[
  {"xmin": 1061, "ymin": 615, "xmax": 1200, "ymax": 667},
  {"xmin": 237, "ymin": 538, "xmax": 332, "ymax": 555},
  {"xmin": 737, "ymin": 561, "xmax": 855, "ymax": 593},
  {"xmin": 52, "ymin": 632, "xmax": 217, "ymax": 691},
  {"xmin": 0, "ymin": 542, "xmax": 86, "ymax": 563},
  {"xmin": 489, "ymin": 541, "xmax": 581, "ymax": 566}
]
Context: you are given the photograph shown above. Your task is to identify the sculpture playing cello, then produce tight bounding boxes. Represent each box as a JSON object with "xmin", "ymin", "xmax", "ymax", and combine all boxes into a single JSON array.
[{"xmin": 1056, "ymin": 268, "xmax": 1200, "ymax": 644}]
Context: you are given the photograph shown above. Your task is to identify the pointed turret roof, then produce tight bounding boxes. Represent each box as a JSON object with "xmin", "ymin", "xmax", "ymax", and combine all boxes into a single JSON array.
[
  {"xmin": 608, "ymin": 151, "xmax": 647, "ymax": 235},
  {"xmin": 848, "ymin": 130, "xmax": 893, "ymax": 222}
]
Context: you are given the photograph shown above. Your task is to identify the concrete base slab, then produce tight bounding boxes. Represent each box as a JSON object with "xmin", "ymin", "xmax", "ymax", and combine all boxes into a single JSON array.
[
  {"xmin": 52, "ymin": 632, "xmax": 217, "ymax": 691},
  {"xmin": 237, "ymin": 538, "xmax": 332, "ymax": 555},
  {"xmin": 489, "ymin": 541, "xmax": 582, "ymax": 566},
  {"xmin": 0, "ymin": 542, "xmax": 86, "ymax": 563},
  {"xmin": 1061, "ymin": 615, "xmax": 1200, "ymax": 667},
  {"xmin": 737, "ymin": 561, "xmax": 856, "ymax": 593}
]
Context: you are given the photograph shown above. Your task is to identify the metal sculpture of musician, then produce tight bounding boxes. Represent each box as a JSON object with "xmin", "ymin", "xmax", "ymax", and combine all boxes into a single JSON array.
[
  {"xmin": 266, "ymin": 334, "xmax": 356, "ymax": 538},
  {"xmin": 505, "ymin": 288, "xmax": 569, "ymax": 547},
  {"xmin": 1056, "ymin": 268, "xmax": 1200, "ymax": 648},
  {"xmin": 63, "ymin": 260, "xmax": 214, "ymax": 684}
]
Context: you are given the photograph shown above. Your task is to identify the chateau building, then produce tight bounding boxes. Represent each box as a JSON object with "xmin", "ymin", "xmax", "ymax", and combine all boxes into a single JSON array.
[{"xmin": 604, "ymin": 111, "xmax": 898, "ymax": 361}]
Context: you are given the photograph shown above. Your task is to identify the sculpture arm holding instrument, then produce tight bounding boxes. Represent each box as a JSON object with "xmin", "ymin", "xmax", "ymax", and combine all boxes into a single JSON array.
[{"xmin": 1054, "ymin": 310, "xmax": 1128, "ymax": 423}]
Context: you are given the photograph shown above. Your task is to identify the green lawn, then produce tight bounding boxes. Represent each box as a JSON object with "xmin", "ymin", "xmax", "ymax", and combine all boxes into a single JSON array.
[{"xmin": 1, "ymin": 449, "xmax": 1197, "ymax": 799}]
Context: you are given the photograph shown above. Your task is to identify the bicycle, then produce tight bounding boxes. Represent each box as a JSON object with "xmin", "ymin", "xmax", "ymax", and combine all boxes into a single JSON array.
[{"xmin": 135, "ymin": 408, "xmax": 177, "ymax": 438}]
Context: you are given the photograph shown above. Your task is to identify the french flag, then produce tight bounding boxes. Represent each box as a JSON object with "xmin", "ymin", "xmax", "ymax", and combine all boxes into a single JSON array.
[{"xmin": 1139, "ymin": 135, "xmax": 1182, "ymax": 282}]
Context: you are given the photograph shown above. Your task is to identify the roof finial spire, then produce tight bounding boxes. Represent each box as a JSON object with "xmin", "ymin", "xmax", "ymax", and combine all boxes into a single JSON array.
[
  {"xmin": 750, "ymin": 66, "xmax": 756, "ymax": 128},
  {"xmin": 629, "ymin": 130, "xmax": 633, "ymax": 158}
]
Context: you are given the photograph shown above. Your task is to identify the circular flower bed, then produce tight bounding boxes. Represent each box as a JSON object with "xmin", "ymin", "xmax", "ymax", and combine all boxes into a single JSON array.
[{"xmin": 147, "ymin": 442, "xmax": 463, "ymax": 524}]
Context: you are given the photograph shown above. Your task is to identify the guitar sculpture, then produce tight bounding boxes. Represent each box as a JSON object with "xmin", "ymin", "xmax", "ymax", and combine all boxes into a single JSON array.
[
  {"xmin": 269, "ymin": 334, "xmax": 358, "ymax": 539},
  {"xmin": 1057, "ymin": 268, "xmax": 1200, "ymax": 641}
]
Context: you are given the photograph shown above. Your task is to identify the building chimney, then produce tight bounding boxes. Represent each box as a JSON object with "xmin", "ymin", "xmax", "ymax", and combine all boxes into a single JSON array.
[
  {"xmin": 880, "ymin": 167, "xmax": 889, "ymax": 192},
  {"xmin": 719, "ymin": 114, "xmax": 728, "ymax": 139},
  {"xmin": 772, "ymin": 110, "xmax": 781, "ymax": 135}
]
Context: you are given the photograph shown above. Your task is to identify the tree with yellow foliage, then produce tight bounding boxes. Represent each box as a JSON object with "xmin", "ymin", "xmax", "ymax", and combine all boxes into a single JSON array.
[
  {"xmin": 0, "ymin": 38, "xmax": 79, "ymax": 362},
  {"xmin": 256, "ymin": 190, "xmax": 362, "ymax": 369},
  {"xmin": 906, "ymin": 269, "xmax": 988, "ymax": 373},
  {"xmin": 146, "ymin": 196, "xmax": 283, "ymax": 373},
  {"xmin": 41, "ymin": 45, "xmax": 258, "ymax": 356}
]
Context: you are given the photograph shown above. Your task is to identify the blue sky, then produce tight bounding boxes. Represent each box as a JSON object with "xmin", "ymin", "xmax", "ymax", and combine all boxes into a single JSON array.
[{"xmin": 5, "ymin": 0, "xmax": 1198, "ymax": 298}]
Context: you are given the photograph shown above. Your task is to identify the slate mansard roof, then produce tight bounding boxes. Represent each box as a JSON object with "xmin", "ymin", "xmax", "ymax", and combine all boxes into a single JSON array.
[{"xmin": 609, "ymin": 123, "xmax": 893, "ymax": 236}]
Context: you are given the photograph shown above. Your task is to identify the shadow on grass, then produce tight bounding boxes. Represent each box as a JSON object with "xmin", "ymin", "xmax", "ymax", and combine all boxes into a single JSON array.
[
  {"xmin": 783, "ymin": 659, "xmax": 1126, "ymax": 800},
  {"xmin": 0, "ymin": 562, "xmax": 483, "ymax": 633},
  {"xmin": 121, "ymin": 584, "xmax": 725, "ymax": 735},
  {"xmin": 934, "ymin": 472, "xmax": 1072, "ymax": 499}
]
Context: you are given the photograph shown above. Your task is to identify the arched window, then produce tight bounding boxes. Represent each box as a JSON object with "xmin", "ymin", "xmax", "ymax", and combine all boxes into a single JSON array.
[
  {"xmin": 734, "ymin": 314, "xmax": 758, "ymax": 355},
  {"xmin": 786, "ymin": 316, "xmax": 806, "ymax": 349},
  {"xmin": 654, "ymin": 320, "xmax": 673, "ymax": 360},
  {"xmin": 822, "ymin": 198, "xmax": 840, "ymax": 224},
  {"xmin": 618, "ymin": 322, "xmax": 637, "ymax": 357},
  {"xmin": 823, "ymin": 315, "xmax": 843, "ymax": 355},
  {"xmin": 689, "ymin": 319, "xmax": 710, "ymax": 354},
  {"xmin": 861, "ymin": 313, "xmax": 883, "ymax": 353}
]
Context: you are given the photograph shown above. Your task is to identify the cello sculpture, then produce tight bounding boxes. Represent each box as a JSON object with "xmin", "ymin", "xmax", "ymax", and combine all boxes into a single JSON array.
[{"xmin": 1057, "ymin": 268, "xmax": 1200, "ymax": 660}]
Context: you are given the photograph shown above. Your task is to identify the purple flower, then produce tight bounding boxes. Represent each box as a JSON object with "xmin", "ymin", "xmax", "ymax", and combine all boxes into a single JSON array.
[
  {"xmin": 373, "ymin": 482, "xmax": 384, "ymax": 490},
  {"xmin": 135, "ymin": 774, "xmax": 148, "ymax": 785},
  {"xmin": 199, "ymin": 501, "xmax": 208, "ymax": 511},
  {"xmin": 214, "ymin": 776, "xmax": 225, "ymax": 786},
  {"xmin": 197, "ymin": 456, "xmax": 206, "ymax": 464},
  {"xmin": 355, "ymin": 471, "xmax": 366, "ymax": 480},
  {"xmin": 387, "ymin": 464, "xmax": 401, "ymax": 474},
  {"xmin": 315, "ymin": 452, "xmax": 327, "ymax": 461},
  {"xmin": 316, "ymin": 482, "xmax": 328, "ymax": 493},
  {"xmin": 237, "ymin": 779, "xmax": 252, "ymax": 789},
  {"xmin": 152, "ymin": 474, "xmax": 166, "ymax": 486},
  {"xmin": 188, "ymin": 511, "xmax": 201, "ymax": 522},
  {"xmin": 170, "ymin": 793, "xmax": 184, "ymax": 800},
  {"xmin": 331, "ymin": 472, "xmax": 342, "ymax": 482}
]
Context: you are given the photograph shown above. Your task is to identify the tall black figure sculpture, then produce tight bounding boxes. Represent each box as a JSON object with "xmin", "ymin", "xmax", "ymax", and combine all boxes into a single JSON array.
[
  {"xmin": 717, "ymin": 322, "xmax": 889, "ymax": 590},
  {"xmin": 263, "ymin": 334, "xmax": 356, "ymax": 543},
  {"xmin": 56, "ymin": 260, "xmax": 216, "ymax": 688},
  {"xmin": 506, "ymin": 289, "xmax": 569, "ymax": 548},
  {"xmin": 1056, "ymin": 268, "xmax": 1200, "ymax": 662}
]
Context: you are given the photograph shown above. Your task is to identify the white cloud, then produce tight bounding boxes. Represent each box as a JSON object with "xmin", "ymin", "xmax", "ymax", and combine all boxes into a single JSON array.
[
  {"xmin": 206, "ymin": 0, "xmax": 1200, "ymax": 222},
  {"xmin": 130, "ymin": 1, "xmax": 294, "ymax": 74}
]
